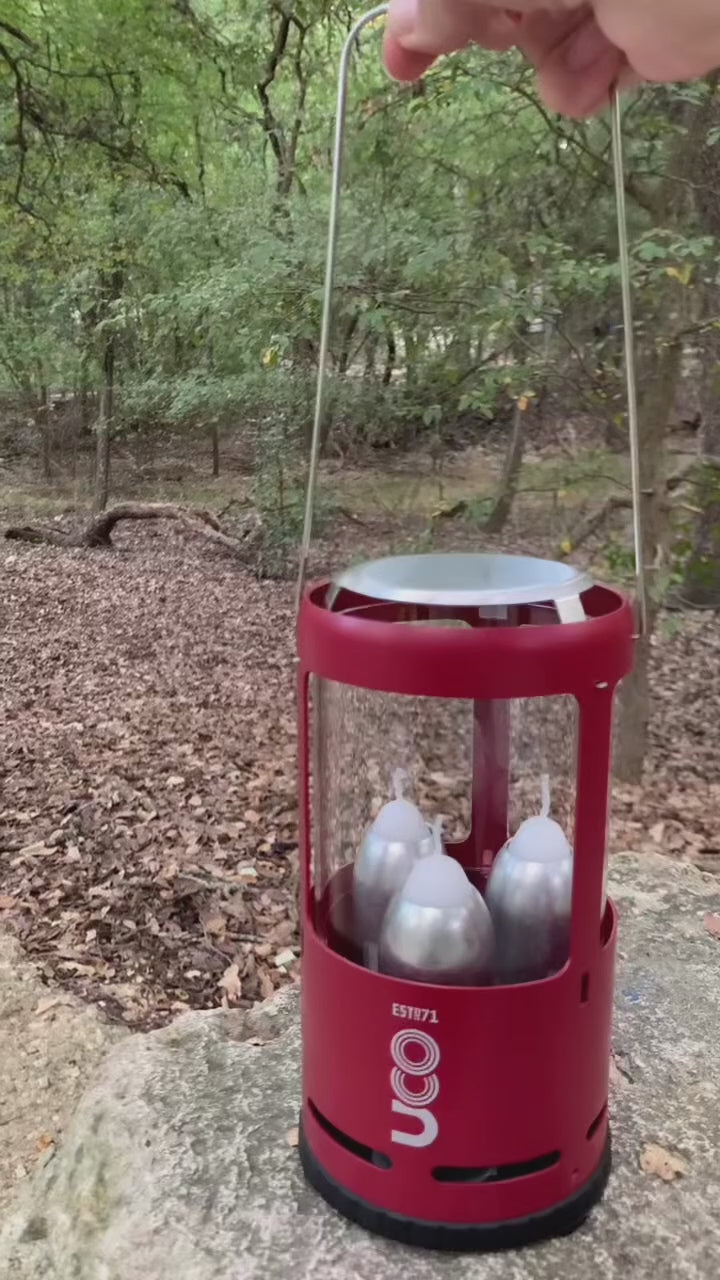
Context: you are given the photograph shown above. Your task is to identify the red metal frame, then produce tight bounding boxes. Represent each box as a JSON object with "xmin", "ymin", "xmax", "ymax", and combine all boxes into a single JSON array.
[{"xmin": 297, "ymin": 580, "xmax": 634, "ymax": 1237}]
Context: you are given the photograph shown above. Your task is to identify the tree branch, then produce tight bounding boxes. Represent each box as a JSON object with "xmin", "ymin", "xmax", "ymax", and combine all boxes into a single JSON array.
[
  {"xmin": 557, "ymin": 496, "xmax": 632, "ymax": 559},
  {"xmin": 255, "ymin": 6, "xmax": 292, "ymax": 188},
  {"xmin": 0, "ymin": 19, "xmax": 34, "ymax": 47}
]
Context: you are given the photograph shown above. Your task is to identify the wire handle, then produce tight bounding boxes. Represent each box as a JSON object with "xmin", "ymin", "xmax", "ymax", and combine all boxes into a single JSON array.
[
  {"xmin": 611, "ymin": 93, "xmax": 647, "ymax": 636},
  {"xmin": 296, "ymin": 5, "xmax": 646, "ymax": 636}
]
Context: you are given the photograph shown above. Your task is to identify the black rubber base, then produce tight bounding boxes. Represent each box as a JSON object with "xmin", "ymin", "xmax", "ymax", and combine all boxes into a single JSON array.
[{"xmin": 299, "ymin": 1121, "xmax": 611, "ymax": 1253}]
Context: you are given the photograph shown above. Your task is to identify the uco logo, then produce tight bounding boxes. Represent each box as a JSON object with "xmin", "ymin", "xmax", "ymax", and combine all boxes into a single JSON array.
[{"xmin": 390, "ymin": 1028, "xmax": 440, "ymax": 1149}]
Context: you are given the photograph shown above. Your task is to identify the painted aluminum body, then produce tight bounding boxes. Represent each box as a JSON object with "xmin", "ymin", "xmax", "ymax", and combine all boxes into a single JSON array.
[{"xmin": 297, "ymin": 562, "xmax": 634, "ymax": 1234}]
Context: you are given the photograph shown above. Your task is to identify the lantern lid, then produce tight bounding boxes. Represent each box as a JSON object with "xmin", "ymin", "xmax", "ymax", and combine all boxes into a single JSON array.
[{"xmin": 329, "ymin": 553, "xmax": 593, "ymax": 622}]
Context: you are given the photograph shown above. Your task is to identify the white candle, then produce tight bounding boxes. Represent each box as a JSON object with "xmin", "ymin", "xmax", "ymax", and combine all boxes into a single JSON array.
[
  {"xmin": 370, "ymin": 769, "xmax": 429, "ymax": 846},
  {"xmin": 508, "ymin": 776, "xmax": 572, "ymax": 866},
  {"xmin": 486, "ymin": 775, "xmax": 573, "ymax": 984},
  {"xmin": 354, "ymin": 770, "xmax": 431, "ymax": 967},
  {"xmin": 379, "ymin": 817, "xmax": 495, "ymax": 985}
]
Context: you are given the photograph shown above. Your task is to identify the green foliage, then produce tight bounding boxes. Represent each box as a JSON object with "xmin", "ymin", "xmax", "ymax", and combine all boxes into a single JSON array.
[{"xmin": 2, "ymin": 5, "xmax": 720, "ymax": 565}]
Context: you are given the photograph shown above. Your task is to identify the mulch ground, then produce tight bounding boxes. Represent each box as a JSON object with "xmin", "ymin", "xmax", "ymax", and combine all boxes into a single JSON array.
[{"xmin": 0, "ymin": 522, "xmax": 717, "ymax": 1029}]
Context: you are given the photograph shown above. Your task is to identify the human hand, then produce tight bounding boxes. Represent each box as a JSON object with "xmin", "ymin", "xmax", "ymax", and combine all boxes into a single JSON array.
[{"xmin": 384, "ymin": 0, "xmax": 720, "ymax": 117}]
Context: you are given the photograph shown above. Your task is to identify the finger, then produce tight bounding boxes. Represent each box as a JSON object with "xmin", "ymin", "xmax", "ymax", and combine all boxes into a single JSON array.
[
  {"xmin": 384, "ymin": 34, "xmax": 438, "ymax": 82},
  {"xmin": 386, "ymin": 0, "xmax": 518, "ymax": 59},
  {"xmin": 518, "ymin": 10, "xmax": 626, "ymax": 117}
]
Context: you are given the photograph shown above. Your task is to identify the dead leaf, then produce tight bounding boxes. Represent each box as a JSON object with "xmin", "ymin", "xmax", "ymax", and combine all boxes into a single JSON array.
[
  {"xmin": 704, "ymin": 913, "xmax": 720, "ymax": 941},
  {"xmin": 35, "ymin": 1133, "xmax": 55, "ymax": 1154},
  {"xmin": 224, "ymin": 893, "xmax": 249, "ymax": 922},
  {"xmin": 218, "ymin": 963, "xmax": 243, "ymax": 1004},
  {"xmin": 34, "ymin": 996, "xmax": 68, "ymax": 1017},
  {"xmin": 640, "ymin": 1144, "xmax": 688, "ymax": 1182},
  {"xmin": 200, "ymin": 907, "xmax": 226, "ymax": 938},
  {"xmin": 259, "ymin": 969, "xmax": 275, "ymax": 1000},
  {"xmin": 18, "ymin": 842, "xmax": 52, "ymax": 858},
  {"xmin": 285, "ymin": 1126, "xmax": 299, "ymax": 1148},
  {"xmin": 267, "ymin": 919, "xmax": 295, "ymax": 947},
  {"xmin": 0, "ymin": 894, "xmax": 17, "ymax": 910}
]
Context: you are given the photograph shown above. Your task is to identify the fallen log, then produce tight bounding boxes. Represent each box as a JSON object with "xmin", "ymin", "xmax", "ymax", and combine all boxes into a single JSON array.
[{"xmin": 5, "ymin": 502, "xmax": 262, "ymax": 559}]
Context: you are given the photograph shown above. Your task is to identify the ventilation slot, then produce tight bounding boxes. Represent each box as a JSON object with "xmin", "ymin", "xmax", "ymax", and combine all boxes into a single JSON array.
[
  {"xmin": 432, "ymin": 1150, "xmax": 560, "ymax": 1185},
  {"xmin": 586, "ymin": 1103, "xmax": 608, "ymax": 1142},
  {"xmin": 308, "ymin": 1099, "xmax": 392, "ymax": 1170}
]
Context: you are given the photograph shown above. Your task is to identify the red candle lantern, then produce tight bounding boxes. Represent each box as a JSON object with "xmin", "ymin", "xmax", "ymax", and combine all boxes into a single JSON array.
[{"xmin": 296, "ymin": 6, "xmax": 644, "ymax": 1252}]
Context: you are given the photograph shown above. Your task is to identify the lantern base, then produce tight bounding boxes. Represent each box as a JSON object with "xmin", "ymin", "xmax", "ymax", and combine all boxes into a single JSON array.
[{"xmin": 298, "ymin": 1121, "xmax": 611, "ymax": 1253}]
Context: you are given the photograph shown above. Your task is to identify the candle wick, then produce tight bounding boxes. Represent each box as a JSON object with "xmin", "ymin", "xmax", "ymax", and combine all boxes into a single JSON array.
[
  {"xmin": 392, "ymin": 767, "xmax": 407, "ymax": 801},
  {"xmin": 432, "ymin": 814, "xmax": 446, "ymax": 854},
  {"xmin": 540, "ymin": 774, "xmax": 551, "ymax": 819}
]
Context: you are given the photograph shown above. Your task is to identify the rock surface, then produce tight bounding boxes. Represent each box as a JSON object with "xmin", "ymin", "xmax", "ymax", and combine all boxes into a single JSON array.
[
  {"xmin": 0, "ymin": 933, "xmax": 124, "ymax": 1218},
  {"xmin": 2, "ymin": 853, "xmax": 720, "ymax": 1280}
]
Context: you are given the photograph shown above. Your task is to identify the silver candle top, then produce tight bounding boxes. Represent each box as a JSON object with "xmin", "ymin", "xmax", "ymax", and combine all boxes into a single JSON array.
[{"xmin": 379, "ymin": 849, "xmax": 495, "ymax": 986}]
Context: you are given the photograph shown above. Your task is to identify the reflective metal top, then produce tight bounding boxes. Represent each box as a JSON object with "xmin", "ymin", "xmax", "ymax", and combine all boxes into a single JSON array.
[{"xmin": 329, "ymin": 553, "xmax": 594, "ymax": 610}]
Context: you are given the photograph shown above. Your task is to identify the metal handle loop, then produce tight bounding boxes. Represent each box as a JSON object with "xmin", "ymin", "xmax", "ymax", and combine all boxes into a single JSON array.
[
  {"xmin": 611, "ymin": 95, "xmax": 647, "ymax": 636},
  {"xmin": 296, "ymin": 5, "xmax": 646, "ymax": 636}
]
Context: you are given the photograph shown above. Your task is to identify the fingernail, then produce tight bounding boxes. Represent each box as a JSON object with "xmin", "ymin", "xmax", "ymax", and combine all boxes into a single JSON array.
[
  {"xmin": 388, "ymin": 0, "xmax": 420, "ymax": 45},
  {"xmin": 564, "ymin": 20, "xmax": 609, "ymax": 73}
]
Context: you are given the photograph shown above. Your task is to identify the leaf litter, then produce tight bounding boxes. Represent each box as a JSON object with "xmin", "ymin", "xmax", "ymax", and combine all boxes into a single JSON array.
[
  {"xmin": 0, "ymin": 530, "xmax": 299, "ymax": 1028},
  {"xmin": 0, "ymin": 525, "xmax": 718, "ymax": 1031}
]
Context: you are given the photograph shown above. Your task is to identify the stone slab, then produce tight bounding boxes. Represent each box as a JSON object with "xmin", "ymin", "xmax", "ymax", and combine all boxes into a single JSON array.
[
  {"xmin": 1, "ymin": 854, "xmax": 719, "ymax": 1279},
  {"xmin": 0, "ymin": 933, "xmax": 124, "ymax": 1219}
]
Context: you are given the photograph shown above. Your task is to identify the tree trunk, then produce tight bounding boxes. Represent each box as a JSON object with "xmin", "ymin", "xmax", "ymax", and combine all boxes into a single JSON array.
[
  {"xmin": 614, "ymin": 338, "xmax": 682, "ymax": 783},
  {"xmin": 612, "ymin": 94, "xmax": 701, "ymax": 781},
  {"xmin": 678, "ymin": 77, "xmax": 720, "ymax": 606},
  {"xmin": 337, "ymin": 313, "xmax": 359, "ymax": 376},
  {"xmin": 94, "ymin": 338, "xmax": 115, "ymax": 513},
  {"xmin": 484, "ymin": 399, "xmax": 527, "ymax": 534},
  {"xmin": 678, "ymin": 286, "xmax": 720, "ymax": 609},
  {"xmin": 210, "ymin": 422, "xmax": 220, "ymax": 478},
  {"xmin": 363, "ymin": 332, "xmax": 378, "ymax": 381},
  {"xmin": 38, "ymin": 385, "xmax": 52, "ymax": 483},
  {"xmin": 91, "ymin": 247, "xmax": 123, "ymax": 513},
  {"xmin": 383, "ymin": 325, "xmax": 397, "ymax": 388},
  {"xmin": 681, "ymin": 455, "xmax": 720, "ymax": 606},
  {"xmin": 94, "ymin": 387, "xmax": 112, "ymax": 513},
  {"xmin": 404, "ymin": 331, "xmax": 420, "ymax": 390},
  {"xmin": 73, "ymin": 354, "xmax": 90, "ymax": 483}
]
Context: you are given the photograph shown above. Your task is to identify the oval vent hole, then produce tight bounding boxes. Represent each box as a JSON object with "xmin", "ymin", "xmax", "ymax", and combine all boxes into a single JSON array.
[
  {"xmin": 586, "ymin": 1103, "xmax": 608, "ymax": 1142},
  {"xmin": 433, "ymin": 1150, "xmax": 560, "ymax": 1185},
  {"xmin": 308, "ymin": 1099, "xmax": 392, "ymax": 1170}
]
